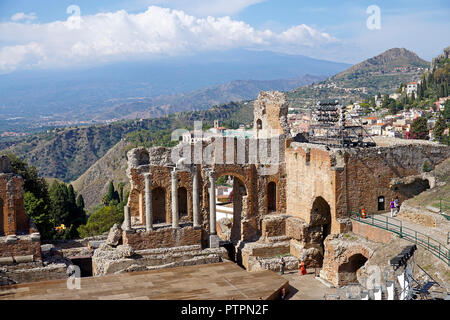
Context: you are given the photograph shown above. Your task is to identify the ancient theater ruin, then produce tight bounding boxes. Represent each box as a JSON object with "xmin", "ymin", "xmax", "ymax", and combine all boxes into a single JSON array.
[
  {"xmin": 1, "ymin": 91, "xmax": 449, "ymax": 291},
  {"xmin": 107, "ymin": 91, "xmax": 450, "ymax": 285}
]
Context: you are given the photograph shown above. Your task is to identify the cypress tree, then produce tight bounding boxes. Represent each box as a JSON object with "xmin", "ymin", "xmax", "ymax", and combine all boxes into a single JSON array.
[
  {"xmin": 76, "ymin": 194, "xmax": 85, "ymax": 209},
  {"xmin": 106, "ymin": 181, "xmax": 115, "ymax": 205},
  {"xmin": 68, "ymin": 184, "xmax": 76, "ymax": 207},
  {"xmin": 49, "ymin": 181, "xmax": 70, "ymax": 226},
  {"xmin": 433, "ymin": 116, "xmax": 446, "ymax": 142}
]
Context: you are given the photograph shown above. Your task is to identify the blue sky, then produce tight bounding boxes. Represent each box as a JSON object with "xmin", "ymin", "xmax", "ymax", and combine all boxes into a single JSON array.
[{"xmin": 0, "ymin": 0, "xmax": 449, "ymax": 73}]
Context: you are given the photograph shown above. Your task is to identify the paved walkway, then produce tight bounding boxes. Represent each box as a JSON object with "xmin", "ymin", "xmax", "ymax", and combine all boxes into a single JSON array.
[
  {"xmin": 0, "ymin": 262, "xmax": 287, "ymax": 300},
  {"xmin": 280, "ymin": 271, "xmax": 337, "ymax": 300},
  {"xmin": 377, "ymin": 212, "xmax": 450, "ymax": 246}
]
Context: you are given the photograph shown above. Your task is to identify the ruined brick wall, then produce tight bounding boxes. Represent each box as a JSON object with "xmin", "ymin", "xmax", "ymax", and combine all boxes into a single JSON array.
[
  {"xmin": 253, "ymin": 91, "xmax": 289, "ymax": 136},
  {"xmin": 0, "ymin": 235, "xmax": 41, "ymax": 260},
  {"xmin": 261, "ymin": 215, "xmax": 286, "ymax": 237},
  {"xmin": 285, "ymin": 142, "xmax": 450, "ymax": 235},
  {"xmin": 122, "ymin": 226, "xmax": 202, "ymax": 250},
  {"xmin": 0, "ymin": 170, "xmax": 37, "ymax": 236},
  {"xmin": 340, "ymin": 144, "xmax": 450, "ymax": 216},
  {"xmin": 320, "ymin": 235, "xmax": 375, "ymax": 287},
  {"xmin": 285, "ymin": 143, "xmax": 340, "ymax": 232},
  {"xmin": 0, "ymin": 174, "xmax": 30, "ymax": 236}
]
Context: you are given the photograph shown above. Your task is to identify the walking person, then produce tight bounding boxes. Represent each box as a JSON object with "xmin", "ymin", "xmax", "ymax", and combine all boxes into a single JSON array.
[
  {"xmin": 279, "ymin": 257, "xmax": 286, "ymax": 275},
  {"xmin": 300, "ymin": 261, "xmax": 307, "ymax": 276},
  {"xmin": 394, "ymin": 197, "xmax": 400, "ymax": 217},
  {"xmin": 390, "ymin": 198, "xmax": 396, "ymax": 217}
]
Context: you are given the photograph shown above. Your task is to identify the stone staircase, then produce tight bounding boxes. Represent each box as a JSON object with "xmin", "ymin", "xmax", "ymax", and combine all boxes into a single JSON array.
[{"xmin": 92, "ymin": 244, "xmax": 229, "ymax": 275}]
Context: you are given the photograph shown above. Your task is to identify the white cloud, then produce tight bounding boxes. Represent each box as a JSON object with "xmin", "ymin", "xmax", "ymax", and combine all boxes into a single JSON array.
[
  {"xmin": 141, "ymin": 0, "xmax": 265, "ymax": 16},
  {"xmin": 10, "ymin": 12, "xmax": 37, "ymax": 22},
  {"xmin": 0, "ymin": 6, "xmax": 339, "ymax": 73}
]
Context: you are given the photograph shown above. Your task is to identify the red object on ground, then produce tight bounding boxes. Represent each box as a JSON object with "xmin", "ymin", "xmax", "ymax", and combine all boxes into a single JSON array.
[
  {"xmin": 362, "ymin": 208, "xmax": 366, "ymax": 219},
  {"xmin": 300, "ymin": 262, "xmax": 307, "ymax": 275}
]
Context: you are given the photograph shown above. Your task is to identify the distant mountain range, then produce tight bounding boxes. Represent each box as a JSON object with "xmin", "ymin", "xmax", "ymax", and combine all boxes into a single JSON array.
[
  {"xmin": 0, "ymin": 49, "xmax": 349, "ymax": 129},
  {"xmin": 93, "ymin": 75, "xmax": 325, "ymax": 121}
]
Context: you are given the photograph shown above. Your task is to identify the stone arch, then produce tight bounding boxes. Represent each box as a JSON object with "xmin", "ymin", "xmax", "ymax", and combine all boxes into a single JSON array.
[
  {"xmin": 178, "ymin": 187, "xmax": 188, "ymax": 217},
  {"xmin": 310, "ymin": 196, "xmax": 332, "ymax": 261},
  {"xmin": 152, "ymin": 187, "xmax": 167, "ymax": 224},
  {"xmin": 213, "ymin": 171, "xmax": 249, "ymax": 243},
  {"xmin": 212, "ymin": 168, "xmax": 251, "ymax": 201},
  {"xmin": 256, "ymin": 119, "xmax": 263, "ymax": 130},
  {"xmin": 337, "ymin": 253, "xmax": 369, "ymax": 286},
  {"xmin": 267, "ymin": 181, "xmax": 276, "ymax": 212}
]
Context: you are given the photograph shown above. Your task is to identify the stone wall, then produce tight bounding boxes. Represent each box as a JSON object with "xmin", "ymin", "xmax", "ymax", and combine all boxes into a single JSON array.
[
  {"xmin": 92, "ymin": 243, "xmax": 228, "ymax": 276},
  {"xmin": 0, "ymin": 173, "xmax": 33, "ymax": 236},
  {"xmin": 1, "ymin": 263, "xmax": 68, "ymax": 285},
  {"xmin": 351, "ymin": 220, "xmax": 394, "ymax": 244},
  {"xmin": 261, "ymin": 214, "xmax": 286, "ymax": 238},
  {"xmin": 340, "ymin": 143, "xmax": 450, "ymax": 216},
  {"xmin": 122, "ymin": 226, "xmax": 202, "ymax": 250},
  {"xmin": 397, "ymin": 200, "xmax": 444, "ymax": 227},
  {"xmin": 0, "ymin": 234, "xmax": 41, "ymax": 260},
  {"xmin": 285, "ymin": 143, "xmax": 341, "ymax": 232},
  {"xmin": 285, "ymin": 141, "xmax": 450, "ymax": 236},
  {"xmin": 320, "ymin": 234, "xmax": 376, "ymax": 287},
  {"xmin": 253, "ymin": 91, "xmax": 289, "ymax": 137},
  {"xmin": 0, "ymin": 157, "xmax": 41, "ymax": 263}
]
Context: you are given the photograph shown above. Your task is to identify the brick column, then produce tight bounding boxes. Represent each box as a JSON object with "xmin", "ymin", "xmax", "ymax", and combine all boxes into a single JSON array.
[
  {"xmin": 192, "ymin": 166, "xmax": 200, "ymax": 229},
  {"xmin": 171, "ymin": 170, "xmax": 179, "ymax": 228},
  {"xmin": 144, "ymin": 173, "xmax": 153, "ymax": 231}
]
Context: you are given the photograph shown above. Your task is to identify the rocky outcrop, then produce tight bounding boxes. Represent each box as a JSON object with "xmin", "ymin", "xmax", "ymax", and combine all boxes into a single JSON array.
[
  {"xmin": 431, "ymin": 46, "xmax": 450, "ymax": 70},
  {"xmin": 106, "ymin": 224, "xmax": 122, "ymax": 246}
]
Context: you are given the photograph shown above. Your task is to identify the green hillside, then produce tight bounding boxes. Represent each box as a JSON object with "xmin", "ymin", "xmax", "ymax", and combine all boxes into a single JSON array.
[
  {"xmin": 288, "ymin": 48, "xmax": 429, "ymax": 108},
  {"xmin": 1, "ymin": 101, "xmax": 254, "ymax": 182}
]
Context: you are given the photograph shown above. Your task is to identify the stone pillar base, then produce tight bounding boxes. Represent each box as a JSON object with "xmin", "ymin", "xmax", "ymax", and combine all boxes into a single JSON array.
[{"xmin": 209, "ymin": 235, "xmax": 220, "ymax": 248}]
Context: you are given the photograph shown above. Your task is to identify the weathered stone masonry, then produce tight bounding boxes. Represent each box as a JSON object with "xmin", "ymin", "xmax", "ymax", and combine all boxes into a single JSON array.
[
  {"xmin": 110, "ymin": 91, "xmax": 450, "ymax": 282},
  {"xmin": 0, "ymin": 156, "xmax": 41, "ymax": 261}
]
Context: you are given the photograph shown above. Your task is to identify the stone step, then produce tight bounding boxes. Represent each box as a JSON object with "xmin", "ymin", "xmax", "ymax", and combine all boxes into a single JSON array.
[
  {"xmin": 247, "ymin": 255, "xmax": 299, "ymax": 272},
  {"xmin": 96, "ymin": 246, "xmax": 228, "ymax": 275},
  {"xmin": 263, "ymin": 236, "xmax": 291, "ymax": 243}
]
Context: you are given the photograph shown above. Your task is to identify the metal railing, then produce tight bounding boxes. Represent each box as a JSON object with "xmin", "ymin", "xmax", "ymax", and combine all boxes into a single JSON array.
[
  {"xmin": 350, "ymin": 212, "xmax": 450, "ymax": 266},
  {"xmin": 438, "ymin": 198, "xmax": 450, "ymax": 218}
]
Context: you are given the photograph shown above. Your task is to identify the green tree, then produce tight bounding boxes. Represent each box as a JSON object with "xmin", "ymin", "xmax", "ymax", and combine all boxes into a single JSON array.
[
  {"xmin": 410, "ymin": 117, "xmax": 429, "ymax": 140},
  {"xmin": 67, "ymin": 184, "xmax": 76, "ymax": 207},
  {"xmin": 76, "ymin": 194, "xmax": 85, "ymax": 209},
  {"xmin": 77, "ymin": 205, "xmax": 124, "ymax": 238},
  {"xmin": 117, "ymin": 182, "xmax": 125, "ymax": 203},
  {"xmin": 433, "ymin": 116, "xmax": 446, "ymax": 142},
  {"xmin": 49, "ymin": 181, "xmax": 70, "ymax": 227},
  {"xmin": 443, "ymin": 100, "xmax": 450, "ymax": 121},
  {"xmin": 104, "ymin": 181, "xmax": 120, "ymax": 205},
  {"xmin": 23, "ymin": 192, "xmax": 53, "ymax": 239},
  {"xmin": 216, "ymin": 176, "xmax": 227, "ymax": 186},
  {"xmin": 6, "ymin": 154, "xmax": 49, "ymax": 200}
]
